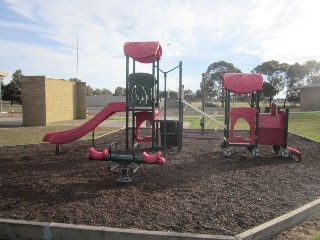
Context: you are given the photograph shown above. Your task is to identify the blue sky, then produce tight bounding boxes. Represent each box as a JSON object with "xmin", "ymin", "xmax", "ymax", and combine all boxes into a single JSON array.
[{"xmin": 1, "ymin": 0, "xmax": 320, "ymax": 93}]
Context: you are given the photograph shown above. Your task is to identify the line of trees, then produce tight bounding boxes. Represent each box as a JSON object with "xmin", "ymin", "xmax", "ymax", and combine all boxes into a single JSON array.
[
  {"xmin": 1, "ymin": 73, "xmax": 127, "ymax": 105},
  {"xmin": 202, "ymin": 60, "xmax": 320, "ymax": 107},
  {"xmin": 3, "ymin": 59, "xmax": 319, "ymax": 106},
  {"xmin": 69, "ymin": 78, "xmax": 126, "ymax": 97},
  {"xmin": 1, "ymin": 69, "xmax": 23, "ymax": 104}
]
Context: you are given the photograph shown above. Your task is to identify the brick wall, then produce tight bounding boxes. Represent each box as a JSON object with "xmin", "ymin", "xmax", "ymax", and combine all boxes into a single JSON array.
[
  {"xmin": 22, "ymin": 76, "xmax": 47, "ymax": 126},
  {"xmin": 76, "ymin": 82, "xmax": 87, "ymax": 119},
  {"xmin": 22, "ymin": 76, "xmax": 86, "ymax": 126}
]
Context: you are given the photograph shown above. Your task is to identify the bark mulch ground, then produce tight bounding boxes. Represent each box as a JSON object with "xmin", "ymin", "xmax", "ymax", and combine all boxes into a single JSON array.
[{"xmin": 0, "ymin": 129, "xmax": 319, "ymax": 236}]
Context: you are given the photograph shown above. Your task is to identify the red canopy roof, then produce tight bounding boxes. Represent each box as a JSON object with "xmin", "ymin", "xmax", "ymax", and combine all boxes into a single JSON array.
[
  {"xmin": 223, "ymin": 73, "xmax": 263, "ymax": 94},
  {"xmin": 123, "ymin": 42, "xmax": 162, "ymax": 63}
]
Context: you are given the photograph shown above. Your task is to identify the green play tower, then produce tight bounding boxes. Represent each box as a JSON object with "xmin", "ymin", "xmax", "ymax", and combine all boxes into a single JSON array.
[{"xmin": 123, "ymin": 41, "xmax": 183, "ymax": 154}]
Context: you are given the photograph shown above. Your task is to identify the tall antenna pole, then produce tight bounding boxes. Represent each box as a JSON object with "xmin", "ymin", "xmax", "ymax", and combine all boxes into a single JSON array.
[{"xmin": 77, "ymin": 36, "xmax": 79, "ymax": 80}]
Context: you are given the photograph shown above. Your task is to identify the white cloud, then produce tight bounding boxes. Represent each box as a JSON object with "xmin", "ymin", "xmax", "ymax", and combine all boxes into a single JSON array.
[
  {"xmin": 1, "ymin": 0, "xmax": 320, "ymax": 91},
  {"xmin": 234, "ymin": 0, "xmax": 320, "ymax": 64},
  {"xmin": 5, "ymin": 0, "xmax": 39, "ymax": 22}
]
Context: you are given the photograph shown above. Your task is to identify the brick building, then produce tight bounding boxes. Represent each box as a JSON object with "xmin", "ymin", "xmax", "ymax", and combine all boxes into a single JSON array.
[
  {"xmin": 22, "ymin": 76, "xmax": 87, "ymax": 126},
  {"xmin": 294, "ymin": 84, "xmax": 320, "ymax": 111}
]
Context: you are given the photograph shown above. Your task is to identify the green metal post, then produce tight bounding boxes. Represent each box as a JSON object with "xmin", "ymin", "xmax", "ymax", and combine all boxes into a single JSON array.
[
  {"xmin": 125, "ymin": 56, "xmax": 129, "ymax": 151},
  {"xmin": 178, "ymin": 61, "xmax": 183, "ymax": 152},
  {"xmin": 164, "ymin": 72, "xmax": 167, "ymax": 156},
  {"xmin": 255, "ymin": 90, "xmax": 260, "ymax": 147},
  {"xmin": 152, "ymin": 56, "xmax": 156, "ymax": 149},
  {"xmin": 132, "ymin": 111, "xmax": 135, "ymax": 149},
  {"xmin": 251, "ymin": 92, "xmax": 255, "ymax": 108},
  {"xmin": 156, "ymin": 60, "xmax": 160, "ymax": 108},
  {"xmin": 201, "ymin": 73, "xmax": 205, "ymax": 135},
  {"xmin": 224, "ymin": 90, "xmax": 230, "ymax": 145},
  {"xmin": 156, "ymin": 60, "xmax": 160, "ymax": 146},
  {"xmin": 284, "ymin": 108, "xmax": 289, "ymax": 148}
]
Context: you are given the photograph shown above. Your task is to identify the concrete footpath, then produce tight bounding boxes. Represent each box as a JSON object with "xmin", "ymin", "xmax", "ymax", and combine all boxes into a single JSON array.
[{"xmin": 0, "ymin": 112, "xmax": 23, "ymax": 127}]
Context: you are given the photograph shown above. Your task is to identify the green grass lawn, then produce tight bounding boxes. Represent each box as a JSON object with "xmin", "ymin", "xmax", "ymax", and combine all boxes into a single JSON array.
[
  {"xmin": 311, "ymin": 236, "xmax": 320, "ymax": 240},
  {"xmin": 0, "ymin": 126, "xmax": 120, "ymax": 146},
  {"xmin": 288, "ymin": 112, "xmax": 320, "ymax": 141},
  {"xmin": 0, "ymin": 112, "xmax": 319, "ymax": 146}
]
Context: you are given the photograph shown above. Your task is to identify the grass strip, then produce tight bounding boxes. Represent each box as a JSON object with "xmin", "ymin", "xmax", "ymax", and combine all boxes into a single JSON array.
[
  {"xmin": 0, "ymin": 112, "xmax": 319, "ymax": 146},
  {"xmin": 0, "ymin": 126, "xmax": 119, "ymax": 146}
]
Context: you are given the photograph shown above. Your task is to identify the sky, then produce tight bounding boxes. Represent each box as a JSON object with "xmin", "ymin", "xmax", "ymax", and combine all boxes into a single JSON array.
[{"xmin": 1, "ymin": 0, "xmax": 320, "ymax": 93}]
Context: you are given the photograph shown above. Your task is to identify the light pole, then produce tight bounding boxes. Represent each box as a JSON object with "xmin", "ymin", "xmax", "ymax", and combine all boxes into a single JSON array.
[{"xmin": 0, "ymin": 71, "xmax": 8, "ymax": 113}]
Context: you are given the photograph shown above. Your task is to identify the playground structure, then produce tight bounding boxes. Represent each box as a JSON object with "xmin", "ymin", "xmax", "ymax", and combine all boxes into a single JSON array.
[
  {"xmin": 123, "ymin": 41, "xmax": 183, "ymax": 154},
  {"xmin": 43, "ymin": 41, "xmax": 184, "ymax": 182},
  {"xmin": 221, "ymin": 73, "xmax": 301, "ymax": 160},
  {"xmin": 43, "ymin": 44, "xmax": 302, "ymax": 181}
]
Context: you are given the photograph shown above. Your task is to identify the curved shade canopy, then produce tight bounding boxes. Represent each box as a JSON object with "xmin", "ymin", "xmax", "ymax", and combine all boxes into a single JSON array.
[
  {"xmin": 223, "ymin": 73, "xmax": 263, "ymax": 94},
  {"xmin": 123, "ymin": 42, "xmax": 162, "ymax": 63}
]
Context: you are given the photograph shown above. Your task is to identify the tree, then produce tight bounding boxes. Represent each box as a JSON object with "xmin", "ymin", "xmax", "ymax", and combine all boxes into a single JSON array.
[
  {"xmin": 303, "ymin": 60, "xmax": 320, "ymax": 85},
  {"xmin": 101, "ymin": 88, "xmax": 112, "ymax": 95},
  {"xmin": 252, "ymin": 60, "xmax": 289, "ymax": 105},
  {"xmin": 12, "ymin": 69, "xmax": 23, "ymax": 89},
  {"xmin": 114, "ymin": 86, "xmax": 126, "ymax": 96},
  {"xmin": 1, "ymin": 81, "xmax": 5, "ymax": 103},
  {"xmin": 204, "ymin": 61, "xmax": 242, "ymax": 107},
  {"xmin": 195, "ymin": 89, "xmax": 202, "ymax": 101},
  {"xmin": 86, "ymin": 85, "xmax": 94, "ymax": 96},
  {"xmin": 2, "ymin": 70, "xmax": 23, "ymax": 104},
  {"xmin": 168, "ymin": 90, "xmax": 178, "ymax": 99},
  {"xmin": 160, "ymin": 90, "xmax": 178, "ymax": 99},
  {"xmin": 260, "ymin": 82, "xmax": 277, "ymax": 105},
  {"xmin": 283, "ymin": 63, "xmax": 306, "ymax": 107},
  {"xmin": 92, "ymin": 88, "xmax": 102, "ymax": 95},
  {"xmin": 2, "ymin": 81, "xmax": 21, "ymax": 104},
  {"xmin": 184, "ymin": 89, "xmax": 194, "ymax": 101},
  {"xmin": 287, "ymin": 90, "xmax": 300, "ymax": 105}
]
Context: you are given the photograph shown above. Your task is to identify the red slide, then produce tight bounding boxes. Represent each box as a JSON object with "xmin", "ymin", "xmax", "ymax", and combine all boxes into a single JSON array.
[{"xmin": 43, "ymin": 102, "xmax": 126, "ymax": 144}]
